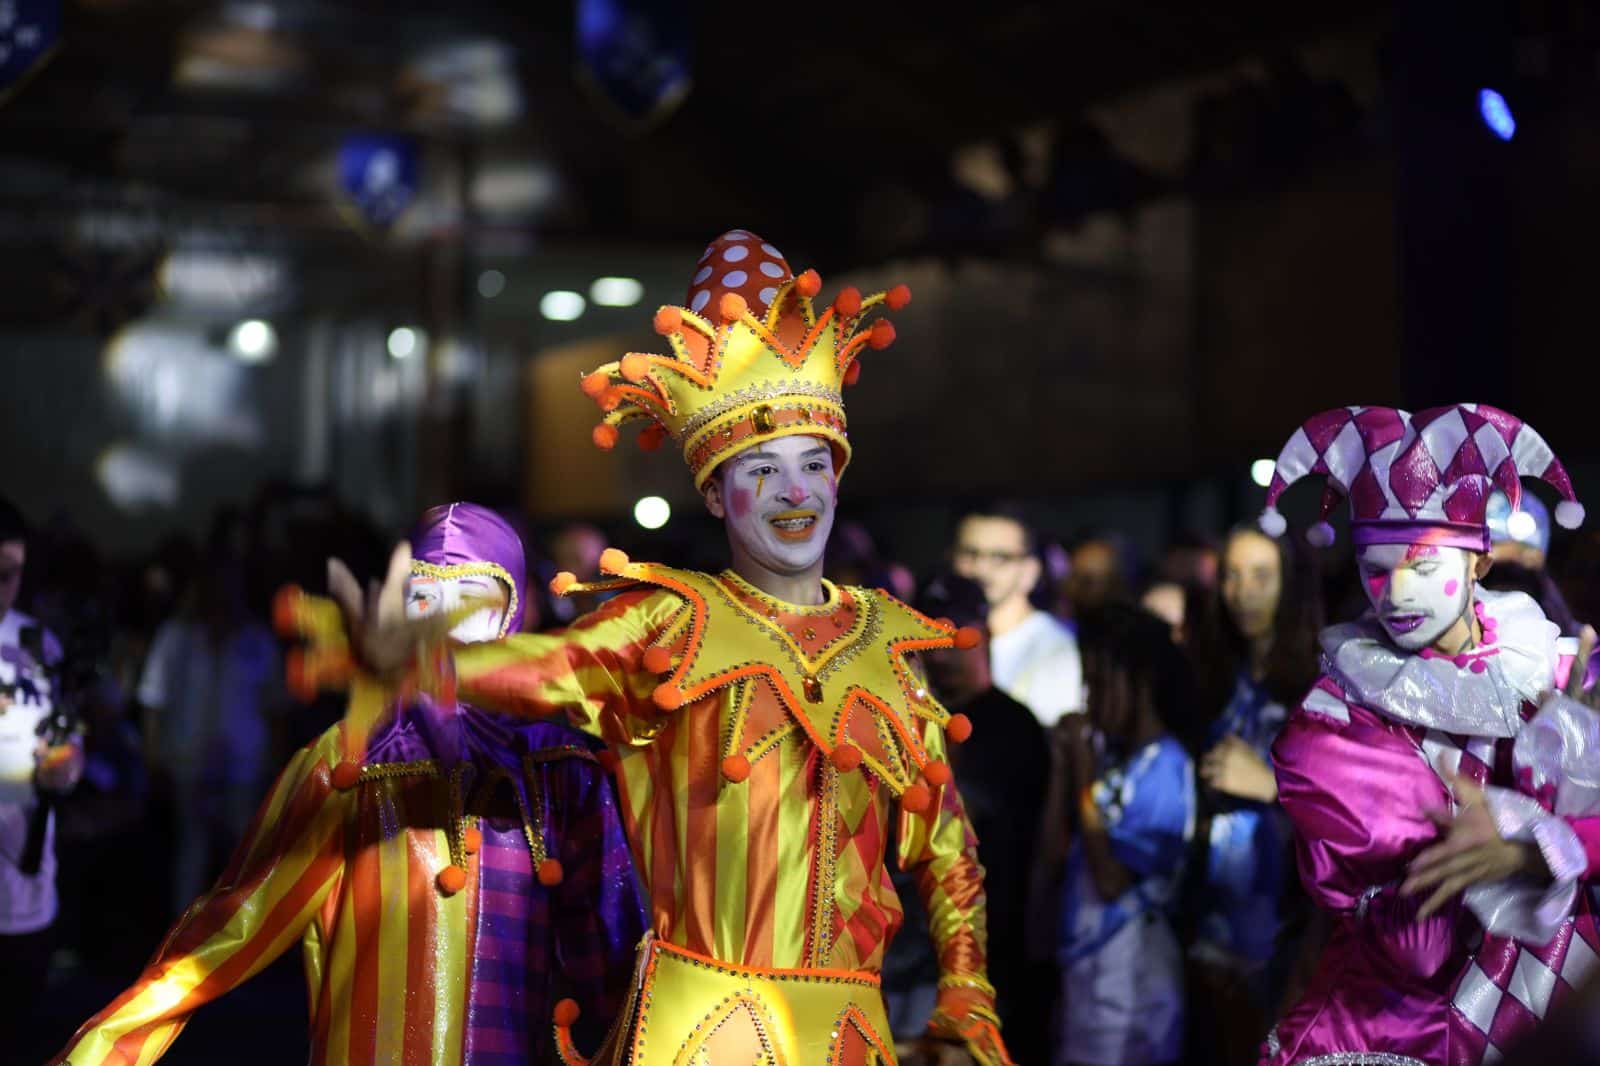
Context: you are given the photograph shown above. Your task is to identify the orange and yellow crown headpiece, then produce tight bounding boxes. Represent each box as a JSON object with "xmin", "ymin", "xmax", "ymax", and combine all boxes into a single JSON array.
[{"xmin": 579, "ymin": 229, "xmax": 910, "ymax": 491}]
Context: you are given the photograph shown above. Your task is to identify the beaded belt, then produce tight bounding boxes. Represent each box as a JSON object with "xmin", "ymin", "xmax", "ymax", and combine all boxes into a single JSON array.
[{"xmin": 561, "ymin": 934, "xmax": 897, "ymax": 1066}]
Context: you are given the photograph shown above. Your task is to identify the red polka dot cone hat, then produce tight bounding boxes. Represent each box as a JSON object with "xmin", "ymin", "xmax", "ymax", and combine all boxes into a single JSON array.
[
  {"xmin": 578, "ymin": 229, "xmax": 909, "ymax": 490},
  {"xmin": 1259, "ymin": 403, "xmax": 1584, "ymax": 551}
]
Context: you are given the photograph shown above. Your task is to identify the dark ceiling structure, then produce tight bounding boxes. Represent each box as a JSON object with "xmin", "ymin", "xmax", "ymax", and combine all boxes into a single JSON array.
[{"xmin": 0, "ymin": 0, "xmax": 1389, "ymax": 268}]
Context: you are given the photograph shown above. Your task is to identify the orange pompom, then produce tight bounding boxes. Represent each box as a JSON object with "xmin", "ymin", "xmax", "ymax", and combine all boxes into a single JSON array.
[
  {"xmin": 652, "ymin": 683, "xmax": 685, "ymax": 711},
  {"xmin": 901, "ymin": 783, "xmax": 932, "ymax": 814},
  {"xmin": 553, "ymin": 998, "xmax": 582, "ymax": 1029},
  {"xmin": 437, "ymin": 864, "xmax": 468, "ymax": 895},
  {"xmin": 868, "ymin": 320, "xmax": 897, "ymax": 350},
  {"xmin": 954, "ymin": 626, "xmax": 981, "ymax": 650},
  {"xmin": 537, "ymin": 858, "xmax": 565, "ymax": 886},
  {"xmin": 581, "ymin": 371, "xmax": 610, "ymax": 398},
  {"xmin": 285, "ymin": 649, "xmax": 314, "ymax": 702},
  {"xmin": 830, "ymin": 743, "xmax": 863, "ymax": 772},
  {"xmin": 40, "ymin": 745, "xmax": 74, "ymax": 771},
  {"xmin": 597, "ymin": 749, "xmax": 621, "ymax": 773},
  {"xmin": 843, "ymin": 362, "xmax": 862, "ymax": 387},
  {"xmin": 637, "ymin": 424, "xmax": 668, "ymax": 452},
  {"xmin": 946, "ymin": 713, "xmax": 973, "ymax": 744},
  {"xmin": 463, "ymin": 827, "xmax": 483, "ymax": 855},
  {"xmin": 642, "ymin": 646, "xmax": 673, "ymax": 674},
  {"xmin": 592, "ymin": 423, "xmax": 618, "ymax": 450},
  {"xmin": 550, "ymin": 571, "xmax": 578, "ymax": 596},
  {"xmin": 599, "ymin": 547, "xmax": 630, "ymax": 574},
  {"xmin": 653, "ymin": 307, "xmax": 682, "ymax": 334},
  {"xmin": 795, "ymin": 269, "xmax": 822, "ymax": 298},
  {"xmin": 330, "ymin": 761, "xmax": 362, "ymax": 790},
  {"xmin": 721, "ymin": 754, "xmax": 751, "ymax": 782},
  {"xmin": 924, "ymin": 760, "xmax": 952, "ymax": 787},
  {"xmin": 620, "ymin": 353, "xmax": 651, "ymax": 382},
  {"xmin": 719, "ymin": 291, "xmax": 749, "ymax": 322},
  {"xmin": 272, "ymin": 585, "xmax": 302, "ymax": 637},
  {"xmin": 601, "ymin": 388, "xmax": 628, "ymax": 413},
  {"xmin": 833, "ymin": 286, "xmax": 862, "ymax": 318},
  {"xmin": 885, "ymin": 284, "xmax": 912, "ymax": 311}
]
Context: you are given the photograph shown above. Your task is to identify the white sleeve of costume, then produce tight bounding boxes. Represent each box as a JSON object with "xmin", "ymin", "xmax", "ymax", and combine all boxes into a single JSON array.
[{"xmin": 1465, "ymin": 693, "xmax": 1600, "ymax": 944}]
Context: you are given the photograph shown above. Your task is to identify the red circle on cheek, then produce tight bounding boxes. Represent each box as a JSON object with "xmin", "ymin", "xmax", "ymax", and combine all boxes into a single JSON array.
[
  {"xmin": 728, "ymin": 489, "xmax": 753, "ymax": 518},
  {"xmin": 1444, "ymin": 579, "xmax": 1460, "ymax": 596}
]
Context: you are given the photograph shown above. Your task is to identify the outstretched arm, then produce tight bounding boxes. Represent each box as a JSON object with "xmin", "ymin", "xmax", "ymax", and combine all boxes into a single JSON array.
[
  {"xmin": 49, "ymin": 730, "xmax": 348, "ymax": 1066},
  {"xmin": 453, "ymin": 589, "xmax": 677, "ymax": 746},
  {"xmin": 291, "ymin": 549, "xmax": 680, "ymax": 749}
]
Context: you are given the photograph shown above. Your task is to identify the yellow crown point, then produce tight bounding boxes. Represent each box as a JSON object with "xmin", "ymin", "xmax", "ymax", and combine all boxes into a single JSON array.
[{"xmin": 575, "ymin": 239, "xmax": 908, "ymax": 490}]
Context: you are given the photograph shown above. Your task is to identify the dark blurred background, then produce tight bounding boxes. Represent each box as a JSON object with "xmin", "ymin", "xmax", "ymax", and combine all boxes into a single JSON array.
[
  {"xmin": 5, "ymin": 0, "xmax": 1600, "ymax": 1061},
  {"xmin": 4, "ymin": 0, "xmax": 1597, "ymax": 568}
]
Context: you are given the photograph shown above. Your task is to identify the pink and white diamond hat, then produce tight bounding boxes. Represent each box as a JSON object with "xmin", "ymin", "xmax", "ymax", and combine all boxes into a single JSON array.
[{"xmin": 1259, "ymin": 404, "xmax": 1585, "ymax": 550}]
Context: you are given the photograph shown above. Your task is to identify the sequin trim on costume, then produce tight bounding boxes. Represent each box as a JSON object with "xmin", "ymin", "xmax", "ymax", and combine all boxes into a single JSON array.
[
  {"xmin": 1264, "ymin": 1031, "xmax": 1429, "ymax": 1066},
  {"xmin": 409, "ymin": 559, "xmax": 520, "ymax": 639}
]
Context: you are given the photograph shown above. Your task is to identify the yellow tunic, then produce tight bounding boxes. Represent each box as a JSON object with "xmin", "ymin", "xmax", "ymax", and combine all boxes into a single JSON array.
[{"xmin": 455, "ymin": 562, "xmax": 1010, "ymax": 1064}]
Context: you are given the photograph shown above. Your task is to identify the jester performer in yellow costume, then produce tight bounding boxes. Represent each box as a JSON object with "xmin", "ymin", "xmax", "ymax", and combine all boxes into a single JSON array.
[{"xmin": 284, "ymin": 230, "xmax": 1014, "ymax": 1066}]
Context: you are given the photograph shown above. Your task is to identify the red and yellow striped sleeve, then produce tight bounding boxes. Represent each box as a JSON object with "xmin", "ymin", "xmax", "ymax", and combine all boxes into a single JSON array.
[
  {"xmin": 454, "ymin": 589, "xmax": 681, "ymax": 746},
  {"xmin": 50, "ymin": 729, "xmax": 348, "ymax": 1066},
  {"xmin": 898, "ymin": 722, "xmax": 1014, "ymax": 1066}
]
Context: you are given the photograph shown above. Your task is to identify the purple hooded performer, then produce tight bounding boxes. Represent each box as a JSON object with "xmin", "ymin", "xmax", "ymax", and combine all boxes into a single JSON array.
[{"xmin": 52, "ymin": 502, "xmax": 647, "ymax": 1065}]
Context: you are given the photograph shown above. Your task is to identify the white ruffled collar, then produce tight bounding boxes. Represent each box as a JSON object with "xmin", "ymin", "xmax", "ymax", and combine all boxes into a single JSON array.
[{"xmin": 1321, "ymin": 588, "xmax": 1558, "ymax": 737}]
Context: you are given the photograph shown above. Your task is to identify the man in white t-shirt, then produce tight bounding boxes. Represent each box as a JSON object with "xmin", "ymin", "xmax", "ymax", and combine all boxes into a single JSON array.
[
  {"xmin": 952, "ymin": 505, "xmax": 1084, "ymax": 726},
  {"xmin": 0, "ymin": 497, "xmax": 84, "ymax": 1044}
]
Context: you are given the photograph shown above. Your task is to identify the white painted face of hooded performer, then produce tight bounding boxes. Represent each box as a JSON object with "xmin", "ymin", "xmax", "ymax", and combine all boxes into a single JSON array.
[
  {"xmin": 1355, "ymin": 541, "xmax": 1481, "ymax": 652},
  {"xmin": 405, "ymin": 571, "xmax": 509, "ymax": 644}
]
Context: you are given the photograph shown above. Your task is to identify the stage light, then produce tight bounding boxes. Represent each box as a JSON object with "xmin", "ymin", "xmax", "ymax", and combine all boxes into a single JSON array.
[
  {"xmin": 634, "ymin": 496, "xmax": 671, "ymax": 530},
  {"xmin": 477, "ymin": 269, "xmax": 506, "ymax": 298},
  {"xmin": 590, "ymin": 277, "xmax": 643, "ymax": 307},
  {"xmin": 1479, "ymin": 89, "xmax": 1515, "ymax": 141},
  {"xmin": 1250, "ymin": 459, "xmax": 1276, "ymax": 488},
  {"xmin": 228, "ymin": 319, "xmax": 277, "ymax": 362},
  {"xmin": 541, "ymin": 290, "xmax": 586, "ymax": 321},
  {"xmin": 97, "ymin": 444, "xmax": 180, "ymax": 510},
  {"xmin": 387, "ymin": 327, "xmax": 423, "ymax": 359},
  {"xmin": 161, "ymin": 252, "xmax": 285, "ymax": 310},
  {"xmin": 1506, "ymin": 509, "xmax": 1537, "ymax": 541}
]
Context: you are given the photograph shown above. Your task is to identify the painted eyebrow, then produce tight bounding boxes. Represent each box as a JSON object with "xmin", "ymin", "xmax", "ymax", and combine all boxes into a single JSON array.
[{"xmin": 735, "ymin": 446, "xmax": 829, "ymax": 465}]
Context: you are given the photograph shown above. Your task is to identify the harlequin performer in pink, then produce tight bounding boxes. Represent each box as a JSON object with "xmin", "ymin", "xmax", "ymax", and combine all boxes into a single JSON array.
[{"xmin": 1255, "ymin": 404, "xmax": 1600, "ymax": 1066}]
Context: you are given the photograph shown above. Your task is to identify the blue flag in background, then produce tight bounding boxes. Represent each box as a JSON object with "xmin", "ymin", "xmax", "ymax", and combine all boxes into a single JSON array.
[
  {"xmin": 0, "ymin": 0, "xmax": 60, "ymax": 101},
  {"xmin": 576, "ymin": 0, "xmax": 692, "ymax": 128},
  {"xmin": 337, "ymin": 133, "xmax": 420, "ymax": 230}
]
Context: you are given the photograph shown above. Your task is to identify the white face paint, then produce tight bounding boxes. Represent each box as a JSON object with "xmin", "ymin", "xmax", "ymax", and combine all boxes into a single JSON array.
[
  {"xmin": 1355, "ymin": 542, "xmax": 1475, "ymax": 651},
  {"xmin": 405, "ymin": 572, "xmax": 509, "ymax": 644},
  {"xmin": 709, "ymin": 436, "xmax": 838, "ymax": 578}
]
